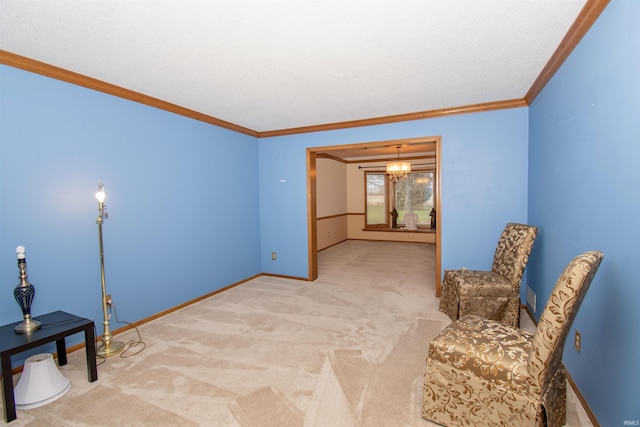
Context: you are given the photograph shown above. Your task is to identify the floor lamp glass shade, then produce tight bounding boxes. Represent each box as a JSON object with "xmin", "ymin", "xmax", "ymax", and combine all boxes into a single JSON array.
[{"xmin": 14, "ymin": 353, "xmax": 70, "ymax": 410}]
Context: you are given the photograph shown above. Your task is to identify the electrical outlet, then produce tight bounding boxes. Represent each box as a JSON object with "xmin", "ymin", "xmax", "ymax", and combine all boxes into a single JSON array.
[
  {"xmin": 271, "ymin": 252, "xmax": 277, "ymax": 260},
  {"xmin": 574, "ymin": 330, "xmax": 581, "ymax": 352}
]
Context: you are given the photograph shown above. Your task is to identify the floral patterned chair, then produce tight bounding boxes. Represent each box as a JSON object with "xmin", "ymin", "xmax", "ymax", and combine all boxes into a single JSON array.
[
  {"xmin": 439, "ymin": 223, "xmax": 538, "ymax": 327},
  {"xmin": 423, "ymin": 250, "xmax": 604, "ymax": 427}
]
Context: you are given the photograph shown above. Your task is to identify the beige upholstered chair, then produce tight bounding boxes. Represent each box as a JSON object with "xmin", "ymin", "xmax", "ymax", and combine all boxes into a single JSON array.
[
  {"xmin": 423, "ymin": 250, "xmax": 604, "ymax": 427},
  {"xmin": 440, "ymin": 222, "xmax": 538, "ymax": 327}
]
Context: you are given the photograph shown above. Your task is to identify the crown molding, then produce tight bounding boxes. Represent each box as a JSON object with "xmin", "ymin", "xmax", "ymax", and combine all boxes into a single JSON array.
[
  {"xmin": 525, "ymin": 0, "xmax": 610, "ymax": 104},
  {"xmin": 0, "ymin": 49, "xmax": 259, "ymax": 137},
  {"xmin": 257, "ymin": 99, "xmax": 528, "ymax": 138}
]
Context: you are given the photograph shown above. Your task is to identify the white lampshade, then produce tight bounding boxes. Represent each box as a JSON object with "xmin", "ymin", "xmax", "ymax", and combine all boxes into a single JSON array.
[{"xmin": 14, "ymin": 353, "xmax": 70, "ymax": 410}]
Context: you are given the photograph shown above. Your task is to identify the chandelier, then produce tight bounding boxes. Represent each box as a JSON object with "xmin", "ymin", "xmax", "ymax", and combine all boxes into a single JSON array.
[{"xmin": 386, "ymin": 145, "xmax": 411, "ymax": 183}]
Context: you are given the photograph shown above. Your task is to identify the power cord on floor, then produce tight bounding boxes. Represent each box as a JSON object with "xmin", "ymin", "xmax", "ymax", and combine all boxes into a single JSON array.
[
  {"xmin": 95, "ymin": 301, "xmax": 146, "ymax": 363},
  {"xmin": 111, "ymin": 301, "xmax": 146, "ymax": 358}
]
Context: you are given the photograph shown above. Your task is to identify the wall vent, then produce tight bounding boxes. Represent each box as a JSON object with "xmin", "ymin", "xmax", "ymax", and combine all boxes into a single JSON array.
[{"xmin": 526, "ymin": 286, "xmax": 536, "ymax": 313}]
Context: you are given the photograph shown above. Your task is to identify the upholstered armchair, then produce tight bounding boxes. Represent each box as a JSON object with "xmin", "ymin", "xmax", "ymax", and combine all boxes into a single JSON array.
[
  {"xmin": 439, "ymin": 223, "xmax": 538, "ymax": 327},
  {"xmin": 423, "ymin": 250, "xmax": 604, "ymax": 427}
]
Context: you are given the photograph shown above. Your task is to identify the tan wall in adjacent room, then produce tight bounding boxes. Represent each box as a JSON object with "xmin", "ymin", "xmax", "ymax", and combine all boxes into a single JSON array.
[
  {"xmin": 317, "ymin": 214, "xmax": 349, "ymax": 249},
  {"xmin": 316, "ymin": 158, "xmax": 348, "ymax": 250}
]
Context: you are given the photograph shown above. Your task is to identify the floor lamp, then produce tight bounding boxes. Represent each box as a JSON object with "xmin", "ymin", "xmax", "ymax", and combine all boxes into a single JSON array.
[{"xmin": 95, "ymin": 180, "xmax": 125, "ymax": 358}]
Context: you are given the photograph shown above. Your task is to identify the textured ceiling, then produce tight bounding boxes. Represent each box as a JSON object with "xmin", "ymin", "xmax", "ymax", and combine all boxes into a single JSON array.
[{"xmin": 1, "ymin": 1, "xmax": 588, "ymax": 134}]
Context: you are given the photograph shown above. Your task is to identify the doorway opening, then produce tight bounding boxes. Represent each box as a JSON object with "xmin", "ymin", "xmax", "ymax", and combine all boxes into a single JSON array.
[{"xmin": 306, "ymin": 136, "xmax": 442, "ymax": 296}]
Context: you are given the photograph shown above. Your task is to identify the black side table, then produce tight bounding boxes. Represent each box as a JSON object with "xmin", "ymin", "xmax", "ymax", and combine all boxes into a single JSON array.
[{"xmin": 0, "ymin": 310, "xmax": 98, "ymax": 423}]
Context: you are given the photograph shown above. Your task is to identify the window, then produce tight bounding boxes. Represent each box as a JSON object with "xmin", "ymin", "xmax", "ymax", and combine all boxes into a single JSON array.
[
  {"xmin": 394, "ymin": 172, "xmax": 434, "ymax": 225},
  {"xmin": 365, "ymin": 172, "xmax": 387, "ymax": 226},
  {"xmin": 365, "ymin": 171, "xmax": 435, "ymax": 228}
]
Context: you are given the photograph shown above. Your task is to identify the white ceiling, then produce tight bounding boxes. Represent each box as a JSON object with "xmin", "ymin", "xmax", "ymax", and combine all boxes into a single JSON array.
[{"xmin": 1, "ymin": 1, "xmax": 587, "ymax": 134}]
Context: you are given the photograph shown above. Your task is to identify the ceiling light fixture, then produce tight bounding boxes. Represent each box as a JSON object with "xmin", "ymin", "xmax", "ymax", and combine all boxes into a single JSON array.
[{"xmin": 386, "ymin": 145, "xmax": 411, "ymax": 183}]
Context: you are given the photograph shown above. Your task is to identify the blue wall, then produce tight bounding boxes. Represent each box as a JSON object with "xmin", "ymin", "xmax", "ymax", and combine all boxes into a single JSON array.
[
  {"xmin": 528, "ymin": 0, "xmax": 640, "ymax": 424},
  {"xmin": 0, "ymin": 66, "xmax": 262, "ymax": 356},
  {"xmin": 259, "ymin": 108, "xmax": 530, "ymax": 289}
]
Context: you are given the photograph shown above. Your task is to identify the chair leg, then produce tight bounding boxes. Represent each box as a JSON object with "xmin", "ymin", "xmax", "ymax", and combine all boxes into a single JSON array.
[
  {"xmin": 541, "ymin": 368, "xmax": 567, "ymax": 427},
  {"xmin": 439, "ymin": 278, "xmax": 459, "ymax": 321},
  {"xmin": 502, "ymin": 298, "xmax": 521, "ymax": 328}
]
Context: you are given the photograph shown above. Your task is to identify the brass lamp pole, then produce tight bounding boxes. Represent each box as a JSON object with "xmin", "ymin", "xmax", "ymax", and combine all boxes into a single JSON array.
[{"xmin": 95, "ymin": 180, "xmax": 125, "ymax": 358}]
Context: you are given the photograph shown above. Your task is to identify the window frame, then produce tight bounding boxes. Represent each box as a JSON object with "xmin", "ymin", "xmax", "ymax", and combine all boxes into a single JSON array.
[
  {"xmin": 364, "ymin": 171, "xmax": 390, "ymax": 228},
  {"xmin": 394, "ymin": 170, "xmax": 435, "ymax": 227},
  {"xmin": 364, "ymin": 169, "xmax": 436, "ymax": 230}
]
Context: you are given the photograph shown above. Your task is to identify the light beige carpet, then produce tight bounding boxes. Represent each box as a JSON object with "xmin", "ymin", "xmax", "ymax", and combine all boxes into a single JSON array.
[{"xmin": 4, "ymin": 240, "xmax": 592, "ymax": 426}]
